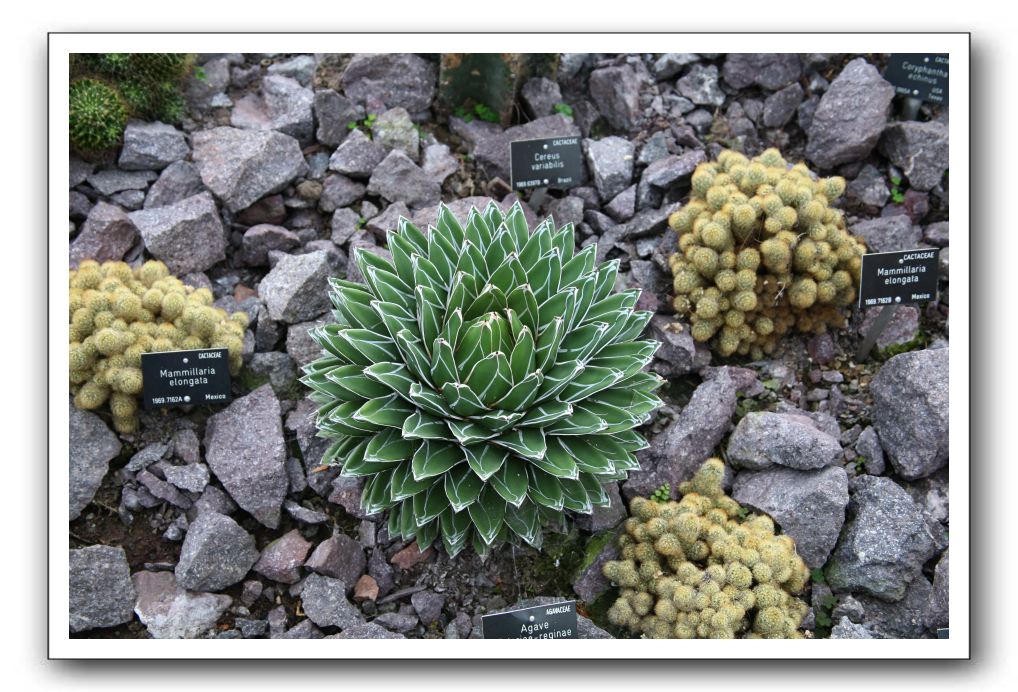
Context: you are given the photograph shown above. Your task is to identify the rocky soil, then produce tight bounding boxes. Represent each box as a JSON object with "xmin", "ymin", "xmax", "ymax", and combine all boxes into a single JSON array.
[{"xmin": 68, "ymin": 52, "xmax": 950, "ymax": 640}]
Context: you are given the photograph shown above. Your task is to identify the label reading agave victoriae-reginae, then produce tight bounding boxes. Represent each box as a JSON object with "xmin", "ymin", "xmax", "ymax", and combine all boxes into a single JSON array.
[
  {"xmin": 510, "ymin": 136, "xmax": 584, "ymax": 191},
  {"xmin": 858, "ymin": 248, "xmax": 941, "ymax": 309},
  {"xmin": 884, "ymin": 54, "xmax": 949, "ymax": 104},
  {"xmin": 141, "ymin": 348, "xmax": 232, "ymax": 409},
  {"xmin": 481, "ymin": 600, "xmax": 578, "ymax": 639}
]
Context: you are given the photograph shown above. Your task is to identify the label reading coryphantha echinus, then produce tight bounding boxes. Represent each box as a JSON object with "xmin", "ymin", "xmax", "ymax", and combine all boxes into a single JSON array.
[
  {"xmin": 481, "ymin": 600, "xmax": 578, "ymax": 639},
  {"xmin": 141, "ymin": 348, "xmax": 232, "ymax": 409},
  {"xmin": 884, "ymin": 54, "xmax": 949, "ymax": 105},
  {"xmin": 858, "ymin": 248, "xmax": 941, "ymax": 309},
  {"xmin": 509, "ymin": 136, "xmax": 584, "ymax": 191}
]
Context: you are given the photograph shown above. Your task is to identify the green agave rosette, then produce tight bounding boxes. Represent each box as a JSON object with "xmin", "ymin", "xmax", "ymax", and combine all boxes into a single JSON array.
[{"xmin": 303, "ymin": 201, "xmax": 663, "ymax": 556}]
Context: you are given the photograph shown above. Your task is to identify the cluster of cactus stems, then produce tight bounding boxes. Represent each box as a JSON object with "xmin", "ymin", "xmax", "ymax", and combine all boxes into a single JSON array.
[
  {"xmin": 603, "ymin": 459, "xmax": 810, "ymax": 639},
  {"xmin": 69, "ymin": 260, "xmax": 247, "ymax": 433},
  {"xmin": 69, "ymin": 53, "xmax": 193, "ymax": 158},
  {"xmin": 668, "ymin": 149, "xmax": 867, "ymax": 358}
]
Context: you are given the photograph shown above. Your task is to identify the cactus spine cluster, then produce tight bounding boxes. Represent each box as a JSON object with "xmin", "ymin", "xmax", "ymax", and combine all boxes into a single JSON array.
[
  {"xmin": 668, "ymin": 148, "xmax": 867, "ymax": 358},
  {"xmin": 69, "ymin": 260, "xmax": 247, "ymax": 433},
  {"xmin": 603, "ymin": 458, "xmax": 810, "ymax": 639},
  {"xmin": 68, "ymin": 78, "xmax": 128, "ymax": 158}
]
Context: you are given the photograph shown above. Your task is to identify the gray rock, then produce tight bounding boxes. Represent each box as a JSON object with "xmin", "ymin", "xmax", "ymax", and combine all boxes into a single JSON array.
[
  {"xmin": 341, "ymin": 53, "xmax": 437, "ymax": 113},
  {"xmin": 589, "ymin": 65, "xmax": 642, "ymax": 131},
  {"xmin": 830, "ymin": 616, "xmax": 877, "ymax": 639},
  {"xmin": 940, "ymin": 246, "xmax": 950, "ymax": 280},
  {"xmin": 732, "ymin": 465, "xmax": 849, "ymax": 568},
  {"xmin": 204, "ymin": 384, "xmax": 288, "ymax": 528},
  {"xmin": 473, "ymin": 115, "xmax": 580, "ymax": 181},
  {"xmin": 858, "ymin": 305, "xmax": 920, "ymax": 351},
  {"xmin": 69, "ymin": 201, "xmax": 138, "ymax": 267},
  {"xmin": 69, "ymin": 190, "xmax": 92, "ymax": 220},
  {"xmin": 652, "ymin": 53, "xmax": 699, "ymax": 80},
  {"xmin": 521, "ymin": 77, "xmax": 563, "ymax": 119},
  {"xmin": 238, "ymin": 224, "xmax": 300, "ymax": 266},
  {"xmin": 132, "ymin": 570, "xmax": 231, "ymax": 639},
  {"xmin": 193, "ymin": 484, "xmax": 238, "ymax": 517},
  {"xmin": 236, "ymin": 617, "xmax": 269, "ymax": 638},
  {"xmin": 69, "ymin": 545, "xmax": 136, "ymax": 632},
  {"xmin": 87, "ymin": 169, "xmax": 157, "ymax": 196},
  {"xmin": 870, "ymin": 349, "xmax": 949, "ymax": 480},
  {"xmin": 375, "ymin": 611, "xmax": 419, "ymax": 632},
  {"xmin": 174, "ymin": 511, "xmax": 259, "ymax": 591},
  {"xmin": 924, "ymin": 221, "xmax": 949, "ymax": 247},
  {"xmin": 623, "ymin": 369, "xmax": 737, "ymax": 498},
  {"xmin": 647, "ymin": 315, "xmax": 698, "ymax": 378},
  {"xmin": 315, "ymin": 89, "xmax": 365, "ymax": 148},
  {"xmin": 421, "ymin": 143, "xmax": 459, "ymax": 184},
  {"xmin": 903, "ymin": 471, "xmax": 950, "ymax": 526},
  {"xmin": 192, "ymin": 127, "xmax": 306, "ymax": 213},
  {"xmin": 879, "ymin": 120, "xmax": 950, "ymax": 192},
  {"xmin": 845, "ymin": 163, "xmax": 891, "ymax": 211},
  {"xmin": 283, "ymin": 499, "xmax": 329, "ymax": 524},
  {"xmin": 110, "ymin": 189, "xmax": 145, "ymax": 210},
  {"xmin": 723, "ymin": 54, "xmax": 802, "ymax": 90},
  {"xmin": 832, "ymin": 595, "xmax": 866, "ymax": 623},
  {"xmin": 827, "ymin": 475, "xmax": 943, "ymax": 601},
  {"xmin": 305, "ymin": 534, "xmax": 366, "ymax": 590},
  {"xmin": 572, "ymin": 535, "xmax": 619, "ymax": 603},
  {"xmin": 300, "ymin": 573, "xmax": 365, "ymax": 629},
  {"xmin": 186, "ymin": 57, "xmax": 231, "ymax": 110},
  {"xmin": 641, "ymin": 151, "xmax": 706, "ymax": 191},
  {"xmin": 231, "ymin": 75, "xmax": 315, "ymax": 143},
  {"xmin": 137, "ymin": 469, "xmax": 192, "ymax": 508},
  {"xmin": 850, "ymin": 215, "xmax": 921, "ymax": 254},
  {"xmin": 856, "ymin": 576, "xmax": 934, "ymax": 638},
  {"xmin": 244, "ymin": 352, "xmax": 299, "ymax": 398},
  {"xmin": 411, "ymin": 590, "xmax": 445, "ymax": 626},
  {"xmin": 677, "ymin": 64, "xmax": 725, "ymax": 107},
  {"xmin": 604, "ymin": 185, "xmax": 636, "ymax": 222},
  {"xmin": 240, "ymin": 579, "xmax": 263, "ymax": 607},
  {"xmin": 69, "ymin": 403, "xmax": 121, "ymax": 521},
  {"xmin": 118, "ymin": 121, "xmax": 189, "ymax": 171},
  {"xmin": 762, "ymin": 83, "xmax": 804, "ymax": 128},
  {"xmin": 254, "ymin": 529, "xmax": 313, "ymax": 584},
  {"xmin": 728, "ymin": 412, "xmax": 843, "ymax": 471},
  {"xmin": 259, "ymin": 250, "xmax": 334, "ymax": 324},
  {"xmin": 584, "ymin": 137, "xmax": 634, "ymax": 201},
  {"xmin": 231, "ymin": 64, "xmax": 261, "ymax": 89},
  {"xmin": 805, "ymin": 58, "xmax": 894, "ymax": 169},
  {"xmin": 286, "ymin": 316, "xmax": 329, "ymax": 368},
  {"xmin": 163, "ymin": 463, "xmax": 210, "ymax": 493},
  {"xmin": 373, "ymin": 107, "xmax": 420, "ymax": 161},
  {"xmin": 328, "ymin": 128, "xmax": 387, "ymax": 179},
  {"xmin": 366, "ymin": 150, "xmax": 441, "ymax": 210},
  {"xmin": 855, "ymin": 426, "xmax": 886, "ymax": 475},
  {"xmin": 70, "ymin": 156, "xmax": 94, "ymax": 187},
  {"xmin": 546, "ymin": 196, "xmax": 586, "ymax": 230},
  {"xmin": 319, "ymin": 174, "xmax": 366, "ymax": 213},
  {"xmin": 330, "ymin": 622, "xmax": 405, "ymax": 639},
  {"xmin": 129, "ymin": 192, "xmax": 226, "ymax": 274},
  {"xmin": 330, "ymin": 208, "xmax": 362, "ymax": 246},
  {"xmin": 144, "ymin": 161, "xmax": 204, "ymax": 210},
  {"xmin": 267, "ymin": 54, "xmax": 316, "ymax": 85},
  {"xmin": 364, "ymin": 201, "xmax": 410, "ymax": 240},
  {"xmin": 927, "ymin": 550, "xmax": 949, "ymax": 630}
]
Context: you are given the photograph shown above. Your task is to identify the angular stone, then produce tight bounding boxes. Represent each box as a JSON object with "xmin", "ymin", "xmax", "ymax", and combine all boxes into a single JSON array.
[
  {"xmin": 238, "ymin": 224, "xmax": 300, "ymax": 266},
  {"xmin": 927, "ymin": 550, "xmax": 949, "ymax": 630},
  {"xmin": 341, "ymin": 53, "xmax": 437, "ymax": 113},
  {"xmin": 652, "ymin": 53, "xmax": 699, "ymax": 80},
  {"xmin": 924, "ymin": 221, "xmax": 949, "ymax": 247},
  {"xmin": 237, "ymin": 194, "xmax": 287, "ymax": 226},
  {"xmin": 624, "ymin": 369, "xmax": 738, "ymax": 498},
  {"xmin": 390, "ymin": 542, "xmax": 434, "ymax": 570},
  {"xmin": 319, "ymin": 174, "xmax": 366, "ymax": 213},
  {"xmin": 521, "ymin": 77, "xmax": 563, "ymax": 119},
  {"xmin": 192, "ymin": 127, "xmax": 306, "ymax": 213},
  {"xmin": 732, "ymin": 465, "xmax": 849, "ymax": 568},
  {"xmin": 605, "ymin": 185, "xmax": 636, "ymax": 222},
  {"xmin": 231, "ymin": 75, "xmax": 315, "ymax": 143},
  {"xmin": 87, "ymin": 169, "xmax": 157, "ymax": 196},
  {"xmin": 845, "ymin": 163, "xmax": 891, "ymax": 212},
  {"xmin": 69, "ymin": 200, "xmax": 137, "ymax": 268},
  {"xmin": 315, "ymin": 89, "xmax": 365, "ymax": 148},
  {"xmin": 174, "ymin": 511, "xmax": 259, "ymax": 591},
  {"xmin": 856, "ymin": 576, "xmax": 934, "ymax": 638},
  {"xmin": 132, "ymin": 570, "xmax": 231, "ymax": 639},
  {"xmin": 70, "ymin": 156, "xmax": 95, "ymax": 187},
  {"xmin": 267, "ymin": 54, "xmax": 316, "ymax": 85},
  {"xmin": 723, "ymin": 53, "xmax": 802, "ymax": 90},
  {"xmin": 300, "ymin": 573, "xmax": 365, "ymax": 629},
  {"xmin": 421, "ymin": 143, "xmax": 459, "ymax": 185},
  {"xmin": 589, "ymin": 65, "xmax": 642, "ymax": 131},
  {"xmin": 762, "ymin": 83, "xmax": 804, "ymax": 128},
  {"xmin": 830, "ymin": 616, "xmax": 877, "ymax": 639},
  {"xmin": 728, "ymin": 411, "xmax": 843, "ymax": 471},
  {"xmin": 328, "ymin": 128, "xmax": 387, "ymax": 180},
  {"xmin": 647, "ymin": 316, "xmax": 698, "ymax": 379},
  {"xmin": 204, "ymin": 384, "xmax": 288, "ymax": 528},
  {"xmin": 870, "ymin": 349, "xmax": 949, "ymax": 480},
  {"xmin": 806, "ymin": 58, "xmax": 894, "ymax": 169},
  {"xmin": 330, "ymin": 208, "xmax": 362, "ymax": 246},
  {"xmin": 254, "ymin": 529, "xmax": 313, "ymax": 584},
  {"xmin": 69, "ymin": 545, "xmax": 136, "ymax": 632},
  {"xmin": 373, "ymin": 107, "xmax": 420, "ymax": 161},
  {"xmin": 129, "ymin": 192, "xmax": 226, "ymax": 274},
  {"xmin": 118, "ymin": 121, "xmax": 189, "ymax": 171},
  {"xmin": 473, "ymin": 114, "xmax": 580, "ymax": 181},
  {"xmin": 572, "ymin": 534, "xmax": 620, "ymax": 603},
  {"xmin": 374, "ymin": 611, "xmax": 418, "ymax": 633},
  {"xmin": 259, "ymin": 251, "xmax": 334, "ymax": 324},
  {"xmin": 583, "ymin": 136, "xmax": 634, "ymax": 202},
  {"xmin": 366, "ymin": 150, "xmax": 441, "ymax": 210},
  {"xmin": 855, "ymin": 426, "xmax": 886, "ymax": 475},
  {"xmin": 677, "ymin": 64, "xmax": 725, "ymax": 107},
  {"xmin": 858, "ymin": 305, "xmax": 920, "ymax": 351},
  {"xmin": 411, "ymin": 589, "xmax": 445, "ymax": 626},
  {"xmin": 330, "ymin": 622, "xmax": 405, "ymax": 639},
  {"xmin": 880, "ymin": 120, "xmax": 949, "ymax": 191},
  {"xmin": 193, "ymin": 484, "xmax": 237, "ymax": 517},
  {"xmin": 144, "ymin": 161, "xmax": 204, "ymax": 210},
  {"xmin": 163, "ymin": 463, "xmax": 210, "ymax": 493},
  {"xmin": 641, "ymin": 151, "xmax": 705, "ymax": 190},
  {"xmin": 849, "ymin": 215, "xmax": 921, "ymax": 254},
  {"xmin": 69, "ymin": 403, "xmax": 121, "ymax": 521},
  {"xmin": 137, "ymin": 469, "xmax": 192, "ymax": 509},
  {"xmin": 827, "ymin": 475, "xmax": 943, "ymax": 601},
  {"xmin": 305, "ymin": 534, "xmax": 366, "ymax": 590}
]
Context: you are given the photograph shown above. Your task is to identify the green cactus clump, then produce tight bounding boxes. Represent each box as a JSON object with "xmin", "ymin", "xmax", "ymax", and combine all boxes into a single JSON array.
[
  {"xmin": 668, "ymin": 148, "xmax": 868, "ymax": 359},
  {"xmin": 68, "ymin": 78, "xmax": 128, "ymax": 158},
  {"xmin": 303, "ymin": 201, "xmax": 662, "ymax": 557},
  {"xmin": 69, "ymin": 259, "xmax": 247, "ymax": 434},
  {"xmin": 603, "ymin": 458, "xmax": 810, "ymax": 639}
]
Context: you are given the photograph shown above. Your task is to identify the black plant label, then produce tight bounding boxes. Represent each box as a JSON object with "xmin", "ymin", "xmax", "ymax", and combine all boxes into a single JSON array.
[
  {"xmin": 481, "ymin": 600, "xmax": 578, "ymax": 639},
  {"xmin": 884, "ymin": 54, "xmax": 949, "ymax": 105},
  {"xmin": 141, "ymin": 348, "xmax": 232, "ymax": 409},
  {"xmin": 510, "ymin": 136, "xmax": 584, "ymax": 191},
  {"xmin": 858, "ymin": 248, "xmax": 940, "ymax": 309}
]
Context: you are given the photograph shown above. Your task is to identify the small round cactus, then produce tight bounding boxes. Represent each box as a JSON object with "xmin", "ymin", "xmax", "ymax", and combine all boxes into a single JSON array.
[
  {"xmin": 603, "ymin": 458, "xmax": 810, "ymax": 639},
  {"xmin": 69, "ymin": 78, "xmax": 127, "ymax": 158}
]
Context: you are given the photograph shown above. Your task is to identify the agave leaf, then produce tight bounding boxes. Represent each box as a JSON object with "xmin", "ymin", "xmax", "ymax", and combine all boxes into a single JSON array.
[
  {"xmin": 490, "ymin": 455, "xmax": 529, "ymax": 507},
  {"xmin": 373, "ymin": 301, "xmax": 419, "ymax": 343},
  {"xmin": 398, "ymin": 496, "xmax": 417, "ymax": 537},
  {"xmin": 413, "ymin": 480, "xmax": 449, "ymax": 526},
  {"xmin": 534, "ymin": 316, "xmax": 565, "ymax": 373},
  {"xmin": 319, "ymin": 435, "xmax": 359, "ymax": 465},
  {"xmin": 344, "ymin": 328, "xmax": 400, "ymax": 363},
  {"xmin": 505, "ymin": 284, "xmax": 540, "ymax": 335},
  {"xmin": 340, "ymin": 437, "xmax": 401, "ymax": 476},
  {"xmin": 559, "ymin": 366, "xmax": 624, "ymax": 403},
  {"xmin": 531, "ymin": 437, "xmax": 579, "ymax": 479},
  {"xmin": 436, "ymin": 202, "xmax": 466, "ymax": 246},
  {"xmin": 440, "ymin": 507, "xmax": 472, "ymax": 556},
  {"xmin": 464, "ymin": 206, "xmax": 494, "ymax": 251},
  {"xmin": 534, "ymin": 360, "xmax": 584, "ymax": 401},
  {"xmin": 482, "ymin": 202, "xmax": 506, "ymax": 239},
  {"xmin": 492, "ymin": 427, "xmax": 546, "ymax": 460},
  {"xmin": 519, "ymin": 400, "xmax": 572, "ymax": 426},
  {"xmin": 464, "ymin": 283, "xmax": 507, "ymax": 321},
  {"xmin": 413, "ymin": 254, "xmax": 446, "ymax": 294},
  {"xmin": 550, "ymin": 223, "xmax": 575, "ymax": 261},
  {"xmin": 364, "ymin": 362, "xmax": 416, "ymax": 400},
  {"xmin": 456, "ymin": 240, "xmax": 489, "ymax": 285},
  {"xmin": 444, "ymin": 463, "xmax": 484, "ymax": 512},
  {"xmin": 441, "ymin": 382, "xmax": 487, "ymax": 417},
  {"xmin": 559, "ymin": 477, "xmax": 593, "ymax": 513},
  {"xmin": 557, "ymin": 437, "xmax": 615, "ymax": 475},
  {"xmin": 397, "ymin": 216, "xmax": 429, "ymax": 255},
  {"xmin": 502, "ymin": 499, "xmax": 541, "ymax": 547},
  {"xmin": 585, "ymin": 289, "xmax": 640, "ymax": 323},
  {"xmin": 496, "ymin": 370, "xmax": 542, "ymax": 412},
  {"xmin": 390, "ymin": 460, "xmax": 433, "ymax": 501},
  {"xmin": 467, "ymin": 484, "xmax": 506, "ymax": 545},
  {"xmin": 464, "ymin": 352, "xmax": 512, "ymax": 406},
  {"xmin": 543, "ymin": 406, "xmax": 607, "ymax": 435},
  {"xmin": 463, "ymin": 443, "xmax": 508, "ymax": 481},
  {"xmin": 327, "ymin": 400, "xmax": 382, "ymax": 435},
  {"xmin": 441, "ymin": 308, "xmax": 463, "ymax": 348},
  {"xmin": 402, "ymin": 410, "xmax": 452, "ymax": 441},
  {"xmin": 592, "ymin": 258, "xmax": 621, "ymax": 303},
  {"xmin": 361, "ymin": 468, "xmax": 398, "ymax": 515},
  {"xmin": 386, "ymin": 230, "xmax": 418, "ymax": 288},
  {"xmin": 408, "ymin": 382, "xmax": 454, "ymax": 418},
  {"xmin": 470, "ymin": 409, "xmax": 526, "ymax": 433},
  {"xmin": 615, "ymin": 370, "xmax": 664, "ymax": 395},
  {"xmin": 488, "ymin": 254, "xmax": 527, "ymax": 297},
  {"xmin": 302, "ymin": 364, "xmax": 362, "ymax": 401},
  {"xmin": 312, "ymin": 325, "xmax": 371, "ymax": 365},
  {"xmin": 429, "ymin": 339, "xmax": 458, "ymax": 391},
  {"xmin": 603, "ymin": 430, "xmax": 650, "ymax": 452},
  {"xmin": 518, "ymin": 220, "xmax": 552, "ymax": 270},
  {"xmin": 394, "ymin": 330, "xmax": 433, "ymax": 386},
  {"xmin": 508, "ymin": 328, "xmax": 535, "ymax": 384},
  {"xmin": 388, "ymin": 504, "xmax": 402, "ymax": 538},
  {"xmin": 527, "ymin": 466, "xmax": 564, "ymax": 511},
  {"xmin": 531, "ymin": 250, "xmax": 562, "ymax": 304},
  {"xmin": 557, "ymin": 322, "xmax": 609, "ymax": 363},
  {"xmin": 355, "ymin": 246, "xmax": 401, "ymax": 285},
  {"xmin": 447, "ymin": 418, "xmax": 499, "ymax": 445},
  {"xmin": 415, "ymin": 285, "xmax": 443, "ymax": 353},
  {"xmin": 611, "ymin": 310, "xmax": 655, "ymax": 345},
  {"xmin": 578, "ymin": 472, "xmax": 610, "ymax": 505},
  {"xmin": 427, "ymin": 223, "xmax": 458, "ymax": 286},
  {"xmin": 537, "ymin": 287, "xmax": 576, "ymax": 336},
  {"xmin": 504, "ymin": 202, "xmax": 530, "ymax": 249},
  {"xmin": 413, "ymin": 515, "xmax": 440, "ymax": 550},
  {"xmin": 351, "ymin": 394, "xmax": 414, "ymax": 429},
  {"xmin": 364, "ymin": 427, "xmax": 418, "ymax": 463},
  {"xmin": 483, "ymin": 226, "xmax": 513, "ymax": 274},
  {"xmin": 560, "ymin": 243, "xmax": 595, "ymax": 287},
  {"xmin": 365, "ymin": 266, "xmax": 414, "ymax": 314}
]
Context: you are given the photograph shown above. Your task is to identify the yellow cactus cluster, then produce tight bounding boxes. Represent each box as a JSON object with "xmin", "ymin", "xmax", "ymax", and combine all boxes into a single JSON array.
[
  {"xmin": 668, "ymin": 148, "xmax": 867, "ymax": 358},
  {"xmin": 68, "ymin": 259, "xmax": 248, "ymax": 433},
  {"xmin": 602, "ymin": 459, "xmax": 810, "ymax": 639}
]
